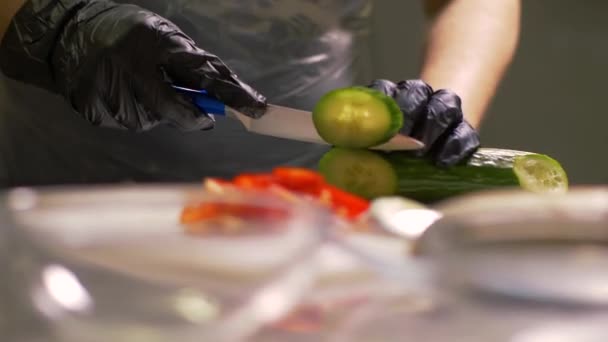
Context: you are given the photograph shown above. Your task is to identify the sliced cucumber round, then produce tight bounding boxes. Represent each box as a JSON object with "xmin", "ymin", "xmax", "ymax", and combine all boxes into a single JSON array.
[
  {"xmin": 312, "ymin": 87, "xmax": 403, "ymax": 148},
  {"xmin": 318, "ymin": 147, "xmax": 399, "ymax": 199},
  {"xmin": 513, "ymin": 154, "xmax": 569, "ymax": 194}
]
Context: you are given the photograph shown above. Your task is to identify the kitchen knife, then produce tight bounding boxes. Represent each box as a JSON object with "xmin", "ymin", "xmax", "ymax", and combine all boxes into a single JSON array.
[{"xmin": 173, "ymin": 86, "xmax": 425, "ymax": 151}]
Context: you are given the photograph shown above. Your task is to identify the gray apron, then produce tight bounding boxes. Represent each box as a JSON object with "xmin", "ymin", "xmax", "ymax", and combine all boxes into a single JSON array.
[{"xmin": 0, "ymin": 0, "xmax": 374, "ymax": 186}]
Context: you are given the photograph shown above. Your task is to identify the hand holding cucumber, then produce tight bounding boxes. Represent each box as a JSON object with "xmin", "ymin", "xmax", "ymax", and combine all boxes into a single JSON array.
[
  {"xmin": 312, "ymin": 79, "xmax": 480, "ymax": 167},
  {"xmin": 367, "ymin": 79, "xmax": 480, "ymax": 167}
]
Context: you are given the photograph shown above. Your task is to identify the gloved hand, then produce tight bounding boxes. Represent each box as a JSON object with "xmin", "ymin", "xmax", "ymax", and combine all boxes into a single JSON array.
[
  {"xmin": 369, "ymin": 79, "xmax": 480, "ymax": 166},
  {"xmin": 0, "ymin": 0, "xmax": 266, "ymax": 131}
]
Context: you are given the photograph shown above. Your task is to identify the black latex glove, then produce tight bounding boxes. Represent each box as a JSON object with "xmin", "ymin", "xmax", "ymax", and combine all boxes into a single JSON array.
[
  {"xmin": 369, "ymin": 79, "xmax": 480, "ymax": 166},
  {"xmin": 0, "ymin": 0, "xmax": 266, "ymax": 131}
]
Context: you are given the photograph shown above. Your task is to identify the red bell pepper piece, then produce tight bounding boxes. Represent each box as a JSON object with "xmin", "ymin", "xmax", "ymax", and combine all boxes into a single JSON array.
[
  {"xmin": 321, "ymin": 185, "xmax": 369, "ymax": 219},
  {"xmin": 180, "ymin": 202, "xmax": 290, "ymax": 224},
  {"xmin": 180, "ymin": 203, "xmax": 222, "ymax": 224},
  {"xmin": 191, "ymin": 167, "xmax": 370, "ymax": 223},
  {"xmin": 233, "ymin": 173, "xmax": 275, "ymax": 190},
  {"xmin": 272, "ymin": 167, "xmax": 325, "ymax": 196}
]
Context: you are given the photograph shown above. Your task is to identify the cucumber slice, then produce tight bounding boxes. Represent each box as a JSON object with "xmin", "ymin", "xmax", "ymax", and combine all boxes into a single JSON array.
[
  {"xmin": 312, "ymin": 87, "xmax": 403, "ymax": 148},
  {"xmin": 318, "ymin": 147, "xmax": 569, "ymax": 203},
  {"xmin": 513, "ymin": 153, "xmax": 569, "ymax": 194},
  {"xmin": 319, "ymin": 148, "xmax": 398, "ymax": 199}
]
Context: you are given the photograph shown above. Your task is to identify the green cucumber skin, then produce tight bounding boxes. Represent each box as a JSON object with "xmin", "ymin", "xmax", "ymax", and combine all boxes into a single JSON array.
[
  {"xmin": 321, "ymin": 148, "xmax": 531, "ymax": 204},
  {"xmin": 384, "ymin": 149, "xmax": 522, "ymax": 203},
  {"xmin": 312, "ymin": 87, "xmax": 403, "ymax": 148},
  {"xmin": 466, "ymin": 148, "xmax": 531, "ymax": 168}
]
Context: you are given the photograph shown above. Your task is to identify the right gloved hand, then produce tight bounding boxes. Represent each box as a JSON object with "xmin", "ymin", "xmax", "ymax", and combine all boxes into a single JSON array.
[
  {"xmin": 0, "ymin": 0, "xmax": 266, "ymax": 131},
  {"xmin": 368, "ymin": 79, "xmax": 480, "ymax": 167}
]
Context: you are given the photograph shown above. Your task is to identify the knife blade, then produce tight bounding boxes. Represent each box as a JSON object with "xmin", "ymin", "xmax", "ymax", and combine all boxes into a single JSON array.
[{"xmin": 173, "ymin": 86, "xmax": 425, "ymax": 151}]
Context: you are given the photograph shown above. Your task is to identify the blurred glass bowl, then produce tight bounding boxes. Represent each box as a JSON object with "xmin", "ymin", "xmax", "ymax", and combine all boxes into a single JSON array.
[
  {"xmin": 416, "ymin": 186, "xmax": 608, "ymax": 306},
  {"xmin": 3, "ymin": 184, "xmax": 331, "ymax": 342}
]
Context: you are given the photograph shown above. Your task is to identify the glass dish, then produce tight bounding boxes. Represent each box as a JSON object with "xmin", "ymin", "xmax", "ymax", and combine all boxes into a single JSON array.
[
  {"xmin": 2, "ymin": 184, "xmax": 330, "ymax": 342},
  {"xmin": 307, "ymin": 187, "xmax": 608, "ymax": 341},
  {"xmin": 418, "ymin": 186, "xmax": 608, "ymax": 305}
]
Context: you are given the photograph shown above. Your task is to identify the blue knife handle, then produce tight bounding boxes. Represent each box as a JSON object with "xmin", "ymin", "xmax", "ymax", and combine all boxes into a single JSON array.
[{"xmin": 172, "ymin": 85, "xmax": 226, "ymax": 116}]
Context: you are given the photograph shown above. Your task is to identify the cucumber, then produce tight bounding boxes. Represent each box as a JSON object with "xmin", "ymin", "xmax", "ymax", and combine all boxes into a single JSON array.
[
  {"xmin": 318, "ymin": 147, "xmax": 568, "ymax": 203},
  {"xmin": 319, "ymin": 148, "xmax": 399, "ymax": 199},
  {"xmin": 312, "ymin": 87, "xmax": 403, "ymax": 148}
]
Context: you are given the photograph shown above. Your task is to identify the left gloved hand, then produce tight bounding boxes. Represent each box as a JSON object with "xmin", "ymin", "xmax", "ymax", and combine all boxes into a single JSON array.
[{"xmin": 369, "ymin": 79, "xmax": 480, "ymax": 166}]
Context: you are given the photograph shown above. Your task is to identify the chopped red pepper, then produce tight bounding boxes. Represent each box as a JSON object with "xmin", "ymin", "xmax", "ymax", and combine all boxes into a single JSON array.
[
  {"xmin": 271, "ymin": 167, "xmax": 325, "ymax": 196},
  {"xmin": 183, "ymin": 167, "xmax": 370, "ymax": 227},
  {"xmin": 321, "ymin": 185, "xmax": 370, "ymax": 219},
  {"xmin": 180, "ymin": 202, "xmax": 289, "ymax": 225},
  {"xmin": 232, "ymin": 173, "xmax": 275, "ymax": 190},
  {"xmin": 180, "ymin": 205, "xmax": 217, "ymax": 224}
]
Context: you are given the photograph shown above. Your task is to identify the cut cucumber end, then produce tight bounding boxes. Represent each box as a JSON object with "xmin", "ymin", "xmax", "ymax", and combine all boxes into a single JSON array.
[
  {"xmin": 318, "ymin": 148, "xmax": 399, "ymax": 199},
  {"xmin": 513, "ymin": 154, "xmax": 569, "ymax": 194},
  {"xmin": 312, "ymin": 87, "xmax": 403, "ymax": 149}
]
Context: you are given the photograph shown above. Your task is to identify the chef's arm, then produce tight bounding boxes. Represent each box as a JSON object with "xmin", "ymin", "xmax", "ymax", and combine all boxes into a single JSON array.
[
  {"xmin": 420, "ymin": 0, "xmax": 521, "ymax": 127},
  {"xmin": 0, "ymin": 0, "xmax": 26, "ymax": 40}
]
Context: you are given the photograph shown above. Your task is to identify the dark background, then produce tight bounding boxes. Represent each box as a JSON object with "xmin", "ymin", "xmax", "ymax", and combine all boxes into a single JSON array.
[{"xmin": 370, "ymin": 1, "xmax": 608, "ymax": 185}]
